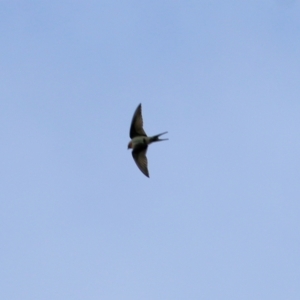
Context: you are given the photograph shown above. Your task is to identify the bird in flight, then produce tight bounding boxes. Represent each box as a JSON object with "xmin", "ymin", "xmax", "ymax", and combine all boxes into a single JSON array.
[{"xmin": 128, "ymin": 104, "xmax": 168, "ymax": 177}]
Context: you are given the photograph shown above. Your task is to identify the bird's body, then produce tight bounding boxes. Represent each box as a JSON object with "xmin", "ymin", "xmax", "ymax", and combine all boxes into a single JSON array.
[
  {"xmin": 130, "ymin": 136, "xmax": 148, "ymax": 148},
  {"xmin": 128, "ymin": 104, "xmax": 168, "ymax": 177}
]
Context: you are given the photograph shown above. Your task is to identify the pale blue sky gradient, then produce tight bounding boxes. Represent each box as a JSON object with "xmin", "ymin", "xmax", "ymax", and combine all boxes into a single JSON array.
[{"xmin": 1, "ymin": 1, "xmax": 300, "ymax": 299}]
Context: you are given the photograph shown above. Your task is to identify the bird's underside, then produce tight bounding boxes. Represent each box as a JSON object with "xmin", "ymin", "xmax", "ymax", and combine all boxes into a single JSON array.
[{"xmin": 128, "ymin": 103, "xmax": 167, "ymax": 178}]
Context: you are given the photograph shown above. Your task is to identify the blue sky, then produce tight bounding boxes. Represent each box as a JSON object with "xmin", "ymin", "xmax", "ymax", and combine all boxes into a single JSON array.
[{"xmin": 1, "ymin": 1, "xmax": 300, "ymax": 299}]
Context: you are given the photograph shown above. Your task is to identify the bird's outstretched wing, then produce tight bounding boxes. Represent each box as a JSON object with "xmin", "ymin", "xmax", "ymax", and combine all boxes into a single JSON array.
[
  {"xmin": 132, "ymin": 146, "xmax": 149, "ymax": 178},
  {"xmin": 130, "ymin": 103, "xmax": 147, "ymax": 138}
]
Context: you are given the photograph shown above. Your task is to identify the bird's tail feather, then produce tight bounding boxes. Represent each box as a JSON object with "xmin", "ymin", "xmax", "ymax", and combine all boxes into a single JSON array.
[{"xmin": 150, "ymin": 132, "xmax": 168, "ymax": 143}]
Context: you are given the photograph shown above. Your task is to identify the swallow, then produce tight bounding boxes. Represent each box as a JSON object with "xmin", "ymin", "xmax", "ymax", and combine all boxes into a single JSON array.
[{"xmin": 128, "ymin": 103, "xmax": 168, "ymax": 177}]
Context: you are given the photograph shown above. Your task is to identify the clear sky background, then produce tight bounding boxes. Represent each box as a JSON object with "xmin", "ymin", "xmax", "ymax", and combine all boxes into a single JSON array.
[{"xmin": 1, "ymin": 1, "xmax": 300, "ymax": 299}]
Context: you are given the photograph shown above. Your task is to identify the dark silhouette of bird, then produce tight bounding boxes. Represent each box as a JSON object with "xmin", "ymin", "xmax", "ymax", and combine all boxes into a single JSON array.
[{"xmin": 127, "ymin": 104, "xmax": 168, "ymax": 177}]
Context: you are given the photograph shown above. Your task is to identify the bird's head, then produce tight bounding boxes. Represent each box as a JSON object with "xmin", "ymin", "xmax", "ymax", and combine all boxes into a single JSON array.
[{"xmin": 127, "ymin": 141, "xmax": 132, "ymax": 149}]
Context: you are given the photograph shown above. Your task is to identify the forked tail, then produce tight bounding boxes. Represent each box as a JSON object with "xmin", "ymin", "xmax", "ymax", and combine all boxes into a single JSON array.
[{"xmin": 150, "ymin": 132, "xmax": 168, "ymax": 143}]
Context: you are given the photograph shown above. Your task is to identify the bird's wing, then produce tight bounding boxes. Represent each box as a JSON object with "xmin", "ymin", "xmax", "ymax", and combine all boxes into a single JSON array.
[
  {"xmin": 130, "ymin": 103, "xmax": 147, "ymax": 138},
  {"xmin": 132, "ymin": 146, "xmax": 149, "ymax": 178}
]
